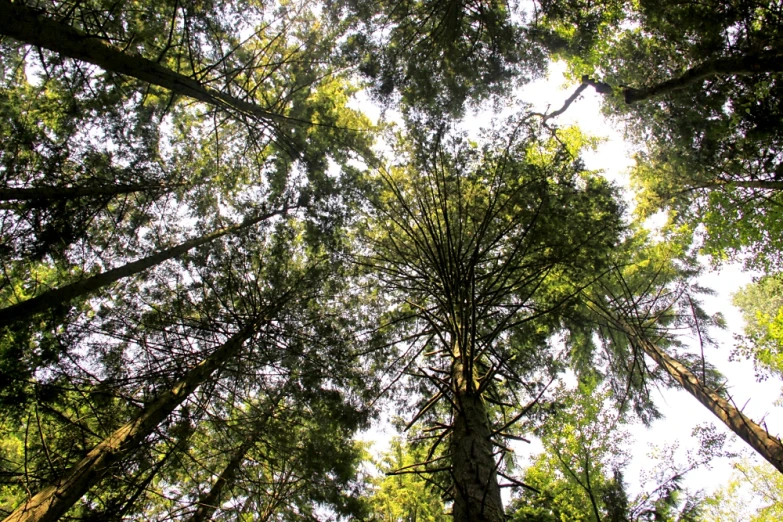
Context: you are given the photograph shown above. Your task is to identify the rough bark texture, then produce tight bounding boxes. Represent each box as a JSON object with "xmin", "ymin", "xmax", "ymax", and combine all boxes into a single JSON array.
[
  {"xmin": 638, "ymin": 335, "xmax": 783, "ymax": 474},
  {"xmin": 3, "ymin": 327, "xmax": 254, "ymax": 522},
  {"xmin": 0, "ymin": 207, "xmax": 285, "ymax": 327},
  {"xmin": 450, "ymin": 358, "xmax": 504, "ymax": 522},
  {"xmin": 0, "ymin": 0, "xmax": 287, "ymax": 123},
  {"xmin": 622, "ymin": 49, "xmax": 783, "ymax": 104}
]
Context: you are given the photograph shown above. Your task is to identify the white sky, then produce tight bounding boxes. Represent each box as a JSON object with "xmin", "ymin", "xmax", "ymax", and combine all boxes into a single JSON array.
[{"xmin": 353, "ymin": 61, "xmax": 782, "ymax": 507}]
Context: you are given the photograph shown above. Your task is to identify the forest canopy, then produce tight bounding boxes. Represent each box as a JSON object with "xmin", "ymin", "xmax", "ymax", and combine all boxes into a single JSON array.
[{"xmin": 0, "ymin": 0, "xmax": 782, "ymax": 521}]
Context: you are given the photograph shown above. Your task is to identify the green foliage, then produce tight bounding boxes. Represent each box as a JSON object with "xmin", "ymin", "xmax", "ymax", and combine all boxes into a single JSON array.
[
  {"xmin": 566, "ymin": 223, "xmax": 731, "ymax": 426},
  {"xmin": 511, "ymin": 389, "xmax": 716, "ymax": 522},
  {"xmin": 2, "ymin": 0, "xmax": 783, "ymax": 519},
  {"xmin": 510, "ymin": 384, "xmax": 631, "ymax": 522},
  {"xmin": 368, "ymin": 438, "xmax": 449, "ymax": 522},
  {"xmin": 536, "ymin": 0, "xmax": 783, "ymax": 269},
  {"xmin": 732, "ymin": 274, "xmax": 783, "ymax": 378},
  {"xmin": 703, "ymin": 458, "xmax": 783, "ymax": 521},
  {"xmin": 328, "ymin": 0, "xmax": 544, "ymax": 116}
]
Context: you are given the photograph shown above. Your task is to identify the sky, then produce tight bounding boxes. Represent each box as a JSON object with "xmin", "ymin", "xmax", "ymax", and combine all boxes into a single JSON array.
[{"xmin": 353, "ymin": 60, "xmax": 783, "ymax": 507}]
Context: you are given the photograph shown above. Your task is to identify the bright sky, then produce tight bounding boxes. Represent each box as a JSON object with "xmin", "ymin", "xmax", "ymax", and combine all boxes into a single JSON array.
[{"xmin": 353, "ymin": 61, "xmax": 781, "ymax": 506}]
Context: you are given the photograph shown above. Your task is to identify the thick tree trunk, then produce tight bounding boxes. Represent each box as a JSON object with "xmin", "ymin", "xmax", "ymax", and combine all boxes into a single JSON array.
[
  {"xmin": 622, "ymin": 49, "xmax": 783, "ymax": 104},
  {"xmin": 0, "ymin": 207, "xmax": 286, "ymax": 327},
  {"xmin": 0, "ymin": 1, "xmax": 288, "ymax": 123},
  {"xmin": 637, "ymin": 334, "xmax": 783, "ymax": 474},
  {"xmin": 0, "ymin": 183, "xmax": 183, "ymax": 202},
  {"xmin": 450, "ymin": 358, "xmax": 504, "ymax": 522},
  {"xmin": 3, "ymin": 327, "xmax": 255, "ymax": 522}
]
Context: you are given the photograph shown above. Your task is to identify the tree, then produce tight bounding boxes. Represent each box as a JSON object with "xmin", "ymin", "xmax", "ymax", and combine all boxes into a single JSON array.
[
  {"xmin": 5, "ymin": 327, "xmax": 256, "ymax": 522},
  {"xmin": 0, "ymin": 1, "xmax": 307, "ymax": 129},
  {"xmin": 360, "ymin": 119, "xmax": 624, "ymax": 521},
  {"xmin": 368, "ymin": 437, "xmax": 450, "ymax": 522},
  {"xmin": 510, "ymin": 384, "xmax": 713, "ymax": 522},
  {"xmin": 326, "ymin": 0, "xmax": 542, "ymax": 116},
  {"xmin": 536, "ymin": 0, "xmax": 783, "ymax": 269},
  {"xmin": 510, "ymin": 384, "xmax": 632, "ymax": 522},
  {"xmin": 579, "ymin": 230, "xmax": 783, "ymax": 473},
  {"xmin": 732, "ymin": 274, "xmax": 783, "ymax": 378},
  {"xmin": 704, "ymin": 458, "xmax": 783, "ymax": 522},
  {"xmin": 0, "ymin": 204, "xmax": 290, "ymax": 327}
]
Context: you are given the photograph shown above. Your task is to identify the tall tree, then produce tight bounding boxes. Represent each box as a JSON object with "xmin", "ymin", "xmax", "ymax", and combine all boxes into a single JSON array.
[
  {"xmin": 0, "ymin": 0, "xmax": 310, "ymax": 129},
  {"xmin": 4, "ymin": 326, "xmax": 257, "ymax": 522},
  {"xmin": 579, "ymin": 231, "xmax": 783, "ymax": 473},
  {"xmin": 360, "ymin": 119, "xmax": 624, "ymax": 521},
  {"xmin": 0, "ymin": 204, "xmax": 289, "ymax": 327}
]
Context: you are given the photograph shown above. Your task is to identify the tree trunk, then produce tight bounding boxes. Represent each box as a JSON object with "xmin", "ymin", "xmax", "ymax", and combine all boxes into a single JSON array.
[
  {"xmin": 622, "ymin": 49, "xmax": 783, "ymax": 104},
  {"xmin": 0, "ymin": 183, "xmax": 184, "ymax": 202},
  {"xmin": 186, "ymin": 390, "xmax": 285, "ymax": 522},
  {"xmin": 721, "ymin": 180, "xmax": 783, "ymax": 191},
  {"xmin": 636, "ymin": 333, "xmax": 783, "ymax": 474},
  {"xmin": 187, "ymin": 438, "xmax": 254, "ymax": 522},
  {"xmin": 450, "ymin": 358, "xmax": 504, "ymax": 522},
  {"xmin": 0, "ymin": 206, "xmax": 286, "ymax": 327},
  {"xmin": 0, "ymin": 1, "xmax": 289, "ymax": 124},
  {"xmin": 3, "ymin": 326, "xmax": 255, "ymax": 522}
]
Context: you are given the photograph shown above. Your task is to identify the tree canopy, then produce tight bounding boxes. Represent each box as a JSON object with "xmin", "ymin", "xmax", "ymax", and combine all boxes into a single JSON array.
[{"xmin": 1, "ymin": 0, "xmax": 782, "ymax": 520}]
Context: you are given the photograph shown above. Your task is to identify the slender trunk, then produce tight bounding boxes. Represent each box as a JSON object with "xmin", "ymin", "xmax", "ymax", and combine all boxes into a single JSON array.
[
  {"xmin": 187, "ymin": 438, "xmax": 254, "ymax": 522},
  {"xmin": 0, "ymin": 207, "xmax": 286, "ymax": 327},
  {"xmin": 637, "ymin": 334, "xmax": 783, "ymax": 474},
  {"xmin": 0, "ymin": 1, "xmax": 287, "ymax": 124},
  {"xmin": 187, "ymin": 391, "xmax": 285, "ymax": 522},
  {"xmin": 0, "ymin": 182, "xmax": 184, "ymax": 202},
  {"xmin": 450, "ymin": 357, "xmax": 504, "ymax": 522},
  {"xmin": 3, "ymin": 327, "xmax": 255, "ymax": 522},
  {"xmin": 622, "ymin": 49, "xmax": 783, "ymax": 104}
]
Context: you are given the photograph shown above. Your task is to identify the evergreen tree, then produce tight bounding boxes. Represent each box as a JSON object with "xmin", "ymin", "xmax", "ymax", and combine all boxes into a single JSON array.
[{"xmin": 359, "ymin": 119, "xmax": 624, "ymax": 521}]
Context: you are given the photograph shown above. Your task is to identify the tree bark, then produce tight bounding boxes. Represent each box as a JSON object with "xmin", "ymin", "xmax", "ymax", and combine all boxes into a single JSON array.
[
  {"xmin": 635, "ymin": 333, "xmax": 783, "ymax": 474},
  {"xmin": 0, "ymin": 0, "xmax": 288, "ymax": 124},
  {"xmin": 622, "ymin": 49, "xmax": 783, "ymax": 104},
  {"xmin": 450, "ymin": 357, "xmax": 504, "ymax": 522},
  {"xmin": 3, "ymin": 326, "xmax": 255, "ymax": 522},
  {"xmin": 0, "ymin": 207, "xmax": 287, "ymax": 327},
  {"xmin": 0, "ymin": 183, "xmax": 184, "ymax": 202}
]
